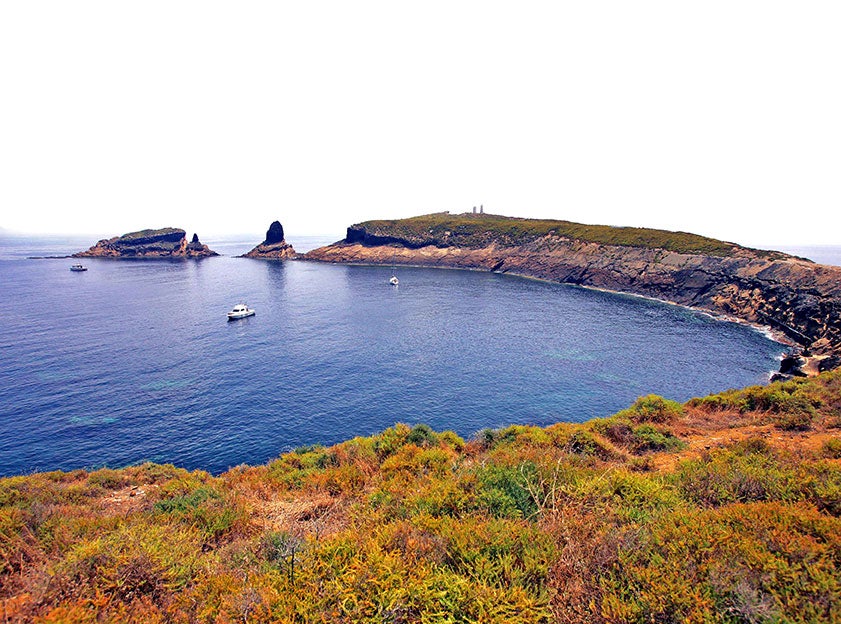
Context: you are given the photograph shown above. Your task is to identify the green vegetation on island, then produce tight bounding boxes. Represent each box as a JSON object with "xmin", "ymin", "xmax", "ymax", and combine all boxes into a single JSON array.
[
  {"xmin": 351, "ymin": 213, "xmax": 789, "ymax": 259},
  {"xmin": 118, "ymin": 228, "xmax": 185, "ymax": 241},
  {"xmin": 73, "ymin": 227, "xmax": 218, "ymax": 258},
  {"xmin": 2, "ymin": 373, "xmax": 840, "ymax": 622}
]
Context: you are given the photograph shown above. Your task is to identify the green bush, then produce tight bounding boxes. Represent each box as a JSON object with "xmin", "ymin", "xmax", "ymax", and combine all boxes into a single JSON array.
[
  {"xmin": 406, "ymin": 424, "xmax": 438, "ymax": 447},
  {"xmin": 631, "ymin": 425, "xmax": 684, "ymax": 453},
  {"xmin": 154, "ymin": 487, "xmax": 239, "ymax": 541},
  {"xmin": 475, "ymin": 463, "xmax": 539, "ymax": 520},
  {"xmin": 689, "ymin": 380, "xmax": 819, "ymax": 430},
  {"xmin": 618, "ymin": 395, "xmax": 684, "ymax": 424}
]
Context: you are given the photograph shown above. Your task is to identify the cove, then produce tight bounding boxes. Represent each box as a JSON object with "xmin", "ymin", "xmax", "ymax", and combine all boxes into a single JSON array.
[{"xmin": 0, "ymin": 253, "xmax": 783, "ymax": 476}]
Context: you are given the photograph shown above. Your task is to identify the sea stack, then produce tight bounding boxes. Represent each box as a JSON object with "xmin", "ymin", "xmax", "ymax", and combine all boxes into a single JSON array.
[
  {"xmin": 241, "ymin": 220, "xmax": 296, "ymax": 259},
  {"xmin": 73, "ymin": 228, "xmax": 218, "ymax": 258}
]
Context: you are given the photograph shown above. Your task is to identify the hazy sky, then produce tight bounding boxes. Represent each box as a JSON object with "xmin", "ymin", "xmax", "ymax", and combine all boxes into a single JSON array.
[{"xmin": 1, "ymin": 2, "xmax": 839, "ymax": 245}]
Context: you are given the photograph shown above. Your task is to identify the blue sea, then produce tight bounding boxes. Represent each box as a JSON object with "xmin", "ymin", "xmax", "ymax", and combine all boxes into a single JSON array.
[{"xmin": 0, "ymin": 234, "xmax": 813, "ymax": 477}]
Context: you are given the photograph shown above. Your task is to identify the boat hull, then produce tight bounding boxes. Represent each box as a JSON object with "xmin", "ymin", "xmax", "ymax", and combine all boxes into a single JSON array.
[{"xmin": 227, "ymin": 311, "xmax": 255, "ymax": 320}]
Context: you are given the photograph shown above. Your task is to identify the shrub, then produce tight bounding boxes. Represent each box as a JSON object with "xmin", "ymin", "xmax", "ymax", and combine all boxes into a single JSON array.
[
  {"xmin": 438, "ymin": 430, "xmax": 465, "ymax": 452},
  {"xmin": 822, "ymin": 437, "xmax": 841, "ymax": 459},
  {"xmin": 475, "ymin": 463, "xmax": 539, "ymax": 519},
  {"xmin": 87, "ymin": 468, "xmax": 129, "ymax": 490},
  {"xmin": 154, "ymin": 487, "xmax": 240, "ymax": 541},
  {"xmin": 406, "ymin": 424, "xmax": 438, "ymax": 448},
  {"xmin": 566, "ymin": 431, "xmax": 616, "ymax": 459},
  {"xmin": 618, "ymin": 395, "xmax": 683, "ymax": 424},
  {"xmin": 674, "ymin": 448, "xmax": 801, "ymax": 508},
  {"xmin": 591, "ymin": 417, "xmax": 684, "ymax": 454},
  {"xmin": 688, "ymin": 379, "xmax": 819, "ymax": 430},
  {"xmin": 731, "ymin": 436, "xmax": 773, "ymax": 456},
  {"xmin": 474, "ymin": 428, "xmax": 499, "ymax": 450},
  {"xmin": 807, "ymin": 462, "xmax": 841, "ymax": 516},
  {"xmin": 630, "ymin": 425, "xmax": 684, "ymax": 453},
  {"xmin": 259, "ymin": 531, "xmax": 302, "ymax": 580},
  {"xmin": 48, "ymin": 522, "xmax": 202, "ymax": 605},
  {"xmin": 372, "ymin": 423, "xmax": 412, "ymax": 458},
  {"xmin": 598, "ymin": 502, "xmax": 841, "ymax": 623}
]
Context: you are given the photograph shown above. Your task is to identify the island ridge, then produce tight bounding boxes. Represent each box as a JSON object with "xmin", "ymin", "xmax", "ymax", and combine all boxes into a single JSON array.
[{"xmin": 305, "ymin": 212, "xmax": 841, "ymax": 375}]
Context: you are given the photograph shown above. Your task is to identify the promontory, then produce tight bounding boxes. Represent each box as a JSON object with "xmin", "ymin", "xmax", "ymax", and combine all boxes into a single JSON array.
[
  {"xmin": 240, "ymin": 220, "xmax": 296, "ymax": 259},
  {"xmin": 74, "ymin": 228, "xmax": 218, "ymax": 258},
  {"xmin": 305, "ymin": 212, "xmax": 841, "ymax": 372}
]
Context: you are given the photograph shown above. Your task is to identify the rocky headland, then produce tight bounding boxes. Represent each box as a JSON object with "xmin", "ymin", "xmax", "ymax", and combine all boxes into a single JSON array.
[
  {"xmin": 240, "ymin": 220, "xmax": 296, "ymax": 259},
  {"xmin": 305, "ymin": 212, "xmax": 841, "ymax": 375},
  {"xmin": 74, "ymin": 228, "xmax": 218, "ymax": 258}
]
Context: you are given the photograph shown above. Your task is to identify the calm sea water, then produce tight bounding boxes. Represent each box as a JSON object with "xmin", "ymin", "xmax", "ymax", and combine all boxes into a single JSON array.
[
  {"xmin": 771, "ymin": 245, "xmax": 841, "ymax": 268},
  {"xmin": 0, "ymin": 235, "xmax": 795, "ymax": 477}
]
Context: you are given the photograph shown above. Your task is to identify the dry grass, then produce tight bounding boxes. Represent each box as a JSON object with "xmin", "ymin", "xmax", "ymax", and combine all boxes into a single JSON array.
[{"xmin": 2, "ymin": 374, "xmax": 840, "ymax": 622}]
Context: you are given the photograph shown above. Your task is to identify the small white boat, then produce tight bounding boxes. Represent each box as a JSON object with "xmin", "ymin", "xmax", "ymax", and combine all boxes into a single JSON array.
[
  {"xmin": 389, "ymin": 275, "xmax": 399, "ymax": 286},
  {"xmin": 227, "ymin": 303, "xmax": 255, "ymax": 320},
  {"xmin": 70, "ymin": 264, "xmax": 88, "ymax": 272}
]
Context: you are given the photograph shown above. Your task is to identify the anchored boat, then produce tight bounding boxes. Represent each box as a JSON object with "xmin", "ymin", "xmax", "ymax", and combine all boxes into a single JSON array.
[{"xmin": 227, "ymin": 303, "xmax": 255, "ymax": 320}]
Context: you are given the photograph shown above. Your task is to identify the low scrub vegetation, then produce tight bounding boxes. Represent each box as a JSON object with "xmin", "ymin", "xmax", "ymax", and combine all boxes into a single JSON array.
[
  {"xmin": 355, "ymin": 213, "xmax": 788, "ymax": 258},
  {"xmin": 2, "ymin": 373, "xmax": 841, "ymax": 622}
]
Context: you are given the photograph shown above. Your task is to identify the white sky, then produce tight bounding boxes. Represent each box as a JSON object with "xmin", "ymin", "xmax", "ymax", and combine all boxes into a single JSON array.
[{"xmin": 1, "ymin": 2, "xmax": 839, "ymax": 246}]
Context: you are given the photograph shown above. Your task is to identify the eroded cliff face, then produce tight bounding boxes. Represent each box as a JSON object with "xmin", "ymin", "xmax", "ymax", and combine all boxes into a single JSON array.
[
  {"xmin": 306, "ymin": 230, "xmax": 841, "ymax": 371},
  {"xmin": 240, "ymin": 220, "xmax": 296, "ymax": 260},
  {"xmin": 74, "ymin": 228, "xmax": 218, "ymax": 258}
]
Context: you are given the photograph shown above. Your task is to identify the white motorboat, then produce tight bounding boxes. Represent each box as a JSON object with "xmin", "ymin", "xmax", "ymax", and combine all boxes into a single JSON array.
[
  {"xmin": 389, "ymin": 275, "xmax": 399, "ymax": 286},
  {"xmin": 227, "ymin": 303, "xmax": 255, "ymax": 320},
  {"xmin": 70, "ymin": 264, "xmax": 88, "ymax": 272}
]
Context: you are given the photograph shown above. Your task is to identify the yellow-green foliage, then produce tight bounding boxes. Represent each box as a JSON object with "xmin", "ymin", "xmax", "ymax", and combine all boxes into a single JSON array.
[
  {"xmin": 688, "ymin": 375, "xmax": 830, "ymax": 430},
  {"xmin": 599, "ymin": 502, "xmax": 841, "ymax": 623},
  {"xmin": 2, "ymin": 379, "xmax": 841, "ymax": 622},
  {"xmin": 355, "ymin": 213, "xmax": 788, "ymax": 258}
]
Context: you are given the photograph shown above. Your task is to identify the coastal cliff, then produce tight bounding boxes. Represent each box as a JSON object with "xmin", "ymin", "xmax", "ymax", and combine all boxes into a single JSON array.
[
  {"xmin": 74, "ymin": 228, "xmax": 218, "ymax": 258},
  {"xmin": 305, "ymin": 213, "xmax": 841, "ymax": 371},
  {"xmin": 240, "ymin": 220, "xmax": 296, "ymax": 259}
]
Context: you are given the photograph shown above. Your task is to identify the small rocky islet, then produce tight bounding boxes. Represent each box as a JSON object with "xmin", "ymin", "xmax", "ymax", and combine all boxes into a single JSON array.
[
  {"xmin": 239, "ymin": 220, "xmax": 296, "ymax": 259},
  {"xmin": 73, "ymin": 221, "xmax": 297, "ymax": 261},
  {"xmin": 73, "ymin": 227, "xmax": 218, "ymax": 259}
]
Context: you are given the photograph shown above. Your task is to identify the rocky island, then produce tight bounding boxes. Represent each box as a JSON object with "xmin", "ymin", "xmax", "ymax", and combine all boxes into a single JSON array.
[
  {"xmin": 306, "ymin": 212, "xmax": 841, "ymax": 374},
  {"xmin": 240, "ymin": 220, "xmax": 296, "ymax": 259},
  {"xmin": 74, "ymin": 228, "xmax": 218, "ymax": 258}
]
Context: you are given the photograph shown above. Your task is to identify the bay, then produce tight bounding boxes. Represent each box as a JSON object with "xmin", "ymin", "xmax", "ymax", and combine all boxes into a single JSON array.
[{"xmin": 0, "ymin": 236, "xmax": 790, "ymax": 476}]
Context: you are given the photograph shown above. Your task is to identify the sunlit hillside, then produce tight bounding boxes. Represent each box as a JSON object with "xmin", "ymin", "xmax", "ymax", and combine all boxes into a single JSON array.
[{"xmin": 2, "ymin": 374, "xmax": 840, "ymax": 622}]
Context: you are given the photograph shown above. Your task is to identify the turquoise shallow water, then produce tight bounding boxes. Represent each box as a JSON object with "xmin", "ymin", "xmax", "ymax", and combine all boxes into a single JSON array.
[{"xmin": 0, "ymin": 236, "xmax": 787, "ymax": 476}]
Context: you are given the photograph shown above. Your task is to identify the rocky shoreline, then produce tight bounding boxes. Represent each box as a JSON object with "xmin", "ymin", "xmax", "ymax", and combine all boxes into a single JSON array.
[
  {"xmin": 305, "ymin": 213, "xmax": 841, "ymax": 377},
  {"xmin": 74, "ymin": 228, "xmax": 218, "ymax": 259},
  {"xmin": 239, "ymin": 220, "xmax": 296, "ymax": 259}
]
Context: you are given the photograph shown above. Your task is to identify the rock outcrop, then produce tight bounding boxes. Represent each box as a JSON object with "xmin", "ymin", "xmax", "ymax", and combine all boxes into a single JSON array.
[
  {"xmin": 74, "ymin": 228, "xmax": 218, "ymax": 258},
  {"xmin": 241, "ymin": 220, "xmax": 296, "ymax": 260},
  {"xmin": 305, "ymin": 213, "xmax": 841, "ymax": 373}
]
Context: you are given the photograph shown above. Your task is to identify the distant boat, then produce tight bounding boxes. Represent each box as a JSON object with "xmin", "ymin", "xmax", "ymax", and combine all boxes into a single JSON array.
[
  {"xmin": 227, "ymin": 303, "xmax": 255, "ymax": 320},
  {"xmin": 69, "ymin": 264, "xmax": 87, "ymax": 272}
]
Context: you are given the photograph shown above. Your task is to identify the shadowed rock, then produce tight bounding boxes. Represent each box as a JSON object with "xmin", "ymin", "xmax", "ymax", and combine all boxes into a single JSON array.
[
  {"xmin": 241, "ymin": 220, "xmax": 296, "ymax": 260},
  {"xmin": 265, "ymin": 221, "xmax": 285, "ymax": 245},
  {"xmin": 74, "ymin": 228, "xmax": 218, "ymax": 258}
]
